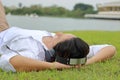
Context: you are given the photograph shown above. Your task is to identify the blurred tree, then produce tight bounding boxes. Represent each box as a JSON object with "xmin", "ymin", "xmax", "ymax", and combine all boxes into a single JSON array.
[
  {"xmin": 4, "ymin": 3, "xmax": 96, "ymax": 18},
  {"xmin": 73, "ymin": 3, "xmax": 94, "ymax": 11},
  {"xmin": 73, "ymin": 3, "xmax": 96, "ymax": 17}
]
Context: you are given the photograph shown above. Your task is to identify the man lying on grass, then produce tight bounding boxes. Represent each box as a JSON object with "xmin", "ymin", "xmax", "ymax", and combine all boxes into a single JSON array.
[{"xmin": 0, "ymin": 1, "xmax": 116, "ymax": 72}]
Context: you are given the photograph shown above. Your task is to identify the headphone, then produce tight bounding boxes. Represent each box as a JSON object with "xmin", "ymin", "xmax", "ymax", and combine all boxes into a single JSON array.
[
  {"xmin": 45, "ymin": 48, "xmax": 87, "ymax": 65},
  {"xmin": 55, "ymin": 54, "xmax": 87, "ymax": 65}
]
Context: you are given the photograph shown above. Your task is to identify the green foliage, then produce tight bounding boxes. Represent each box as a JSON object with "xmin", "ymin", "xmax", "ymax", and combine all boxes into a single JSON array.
[
  {"xmin": 0, "ymin": 31, "xmax": 120, "ymax": 80},
  {"xmin": 30, "ymin": 5, "xmax": 43, "ymax": 15},
  {"xmin": 42, "ymin": 6, "xmax": 69, "ymax": 16},
  {"xmin": 5, "ymin": 3, "xmax": 96, "ymax": 18},
  {"xmin": 73, "ymin": 3, "xmax": 93, "ymax": 11},
  {"xmin": 73, "ymin": 3, "xmax": 95, "ymax": 17},
  {"xmin": 4, "ymin": 6, "xmax": 11, "ymax": 14},
  {"xmin": 71, "ymin": 9, "xmax": 85, "ymax": 18},
  {"xmin": 10, "ymin": 5, "xmax": 43, "ymax": 15}
]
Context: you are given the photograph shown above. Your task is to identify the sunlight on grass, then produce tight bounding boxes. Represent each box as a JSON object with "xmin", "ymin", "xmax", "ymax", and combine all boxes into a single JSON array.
[{"xmin": 0, "ymin": 31, "xmax": 120, "ymax": 80}]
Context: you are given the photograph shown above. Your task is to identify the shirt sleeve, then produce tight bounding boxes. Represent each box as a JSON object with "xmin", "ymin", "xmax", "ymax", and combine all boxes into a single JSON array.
[
  {"xmin": 87, "ymin": 44, "xmax": 112, "ymax": 59},
  {"xmin": 0, "ymin": 52, "xmax": 17, "ymax": 72},
  {"xmin": 0, "ymin": 36, "xmax": 45, "ymax": 72}
]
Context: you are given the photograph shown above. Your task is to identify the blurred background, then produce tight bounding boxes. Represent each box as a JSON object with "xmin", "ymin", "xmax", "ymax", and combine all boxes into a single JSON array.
[{"xmin": 2, "ymin": 0, "xmax": 120, "ymax": 31}]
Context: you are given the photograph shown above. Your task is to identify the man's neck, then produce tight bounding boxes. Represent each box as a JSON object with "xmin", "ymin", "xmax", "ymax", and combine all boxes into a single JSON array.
[{"xmin": 42, "ymin": 36, "xmax": 55, "ymax": 49}]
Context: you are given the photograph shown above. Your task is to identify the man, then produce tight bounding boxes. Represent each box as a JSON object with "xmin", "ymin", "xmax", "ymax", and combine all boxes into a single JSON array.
[{"xmin": 0, "ymin": 1, "xmax": 116, "ymax": 72}]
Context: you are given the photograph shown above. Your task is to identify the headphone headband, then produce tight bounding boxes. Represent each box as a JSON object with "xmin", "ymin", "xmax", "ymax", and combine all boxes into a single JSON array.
[
  {"xmin": 70, "ymin": 57, "xmax": 87, "ymax": 65},
  {"xmin": 55, "ymin": 55, "xmax": 87, "ymax": 65}
]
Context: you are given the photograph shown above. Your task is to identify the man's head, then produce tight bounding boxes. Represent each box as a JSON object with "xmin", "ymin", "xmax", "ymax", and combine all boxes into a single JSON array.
[{"xmin": 53, "ymin": 36, "xmax": 89, "ymax": 65}]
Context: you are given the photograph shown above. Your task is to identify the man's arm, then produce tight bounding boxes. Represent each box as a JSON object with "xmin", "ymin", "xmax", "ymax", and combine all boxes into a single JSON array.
[
  {"xmin": 10, "ymin": 55, "xmax": 71, "ymax": 72},
  {"xmin": 86, "ymin": 46, "xmax": 116, "ymax": 65},
  {"xmin": 0, "ymin": 0, "xmax": 9, "ymax": 32}
]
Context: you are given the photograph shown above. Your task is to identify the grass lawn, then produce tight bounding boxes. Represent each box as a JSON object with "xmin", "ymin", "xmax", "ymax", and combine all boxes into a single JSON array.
[{"xmin": 0, "ymin": 31, "xmax": 120, "ymax": 80}]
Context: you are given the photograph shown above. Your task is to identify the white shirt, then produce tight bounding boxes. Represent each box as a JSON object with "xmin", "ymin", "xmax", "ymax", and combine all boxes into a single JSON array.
[
  {"xmin": 0, "ymin": 27, "xmax": 55, "ymax": 72},
  {"xmin": 0, "ymin": 27, "xmax": 111, "ymax": 72}
]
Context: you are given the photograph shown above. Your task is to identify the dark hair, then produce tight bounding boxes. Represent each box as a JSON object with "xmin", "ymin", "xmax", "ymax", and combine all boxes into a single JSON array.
[{"xmin": 53, "ymin": 37, "xmax": 89, "ymax": 59}]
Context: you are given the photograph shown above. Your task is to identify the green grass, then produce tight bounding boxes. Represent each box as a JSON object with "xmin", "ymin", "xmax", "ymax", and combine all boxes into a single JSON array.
[{"xmin": 0, "ymin": 31, "xmax": 120, "ymax": 80}]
